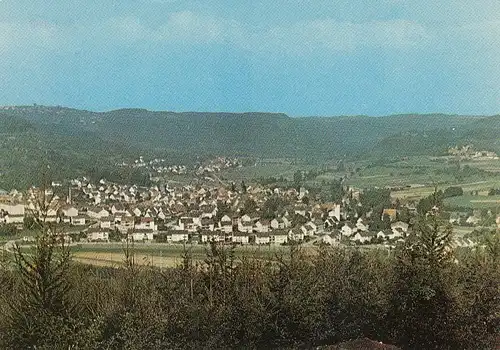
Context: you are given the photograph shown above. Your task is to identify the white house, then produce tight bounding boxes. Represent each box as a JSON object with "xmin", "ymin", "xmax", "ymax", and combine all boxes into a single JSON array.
[
  {"xmin": 62, "ymin": 206, "xmax": 78, "ymax": 218},
  {"xmin": 46, "ymin": 208, "xmax": 58, "ymax": 223},
  {"xmin": 324, "ymin": 217, "xmax": 338, "ymax": 230},
  {"xmin": 111, "ymin": 203, "xmax": 125, "ymax": 215},
  {"xmin": 178, "ymin": 217, "xmax": 198, "ymax": 232},
  {"xmin": 466, "ymin": 215, "xmax": 480, "ymax": 225},
  {"xmin": 271, "ymin": 230, "xmax": 288, "ymax": 245},
  {"xmin": 232, "ymin": 232, "xmax": 249, "ymax": 244},
  {"xmin": 294, "ymin": 206, "xmax": 308, "ymax": 217},
  {"xmin": 87, "ymin": 229, "xmax": 109, "ymax": 242},
  {"xmin": 300, "ymin": 223, "xmax": 316, "ymax": 237},
  {"xmin": 254, "ymin": 220, "xmax": 270, "ymax": 233},
  {"xmin": 132, "ymin": 208, "xmax": 142, "ymax": 217},
  {"xmin": 201, "ymin": 217, "xmax": 215, "ymax": 231},
  {"xmin": 319, "ymin": 233, "xmax": 339, "ymax": 246},
  {"xmin": 282, "ymin": 216, "xmax": 291, "ymax": 228},
  {"xmin": 99, "ymin": 216, "xmax": 113, "ymax": 229},
  {"xmin": 238, "ymin": 215, "xmax": 253, "ymax": 233},
  {"xmin": 377, "ymin": 230, "xmax": 391, "ymax": 240},
  {"xmin": 87, "ymin": 207, "xmax": 109, "ymax": 219},
  {"xmin": 352, "ymin": 232, "xmax": 372, "ymax": 244},
  {"xmin": 130, "ymin": 230, "xmax": 154, "ymax": 242},
  {"xmin": 5, "ymin": 213, "xmax": 25, "ymax": 224},
  {"xmin": 387, "ymin": 229, "xmax": 404, "ymax": 240},
  {"xmin": 72, "ymin": 215, "xmax": 86, "ymax": 226},
  {"xmin": 341, "ymin": 223, "xmax": 356, "ymax": 237},
  {"xmin": 116, "ymin": 216, "xmax": 135, "ymax": 233},
  {"xmin": 170, "ymin": 230, "xmax": 189, "ymax": 243},
  {"xmin": 271, "ymin": 218, "xmax": 285, "ymax": 230},
  {"xmin": 391, "ymin": 221, "xmax": 409, "ymax": 233},
  {"xmin": 328, "ymin": 204, "xmax": 341, "ymax": 221},
  {"xmin": 200, "ymin": 231, "xmax": 224, "ymax": 243},
  {"xmin": 219, "ymin": 215, "xmax": 233, "ymax": 233},
  {"xmin": 136, "ymin": 217, "xmax": 157, "ymax": 231},
  {"xmin": 288, "ymin": 228, "xmax": 304, "ymax": 242},
  {"xmin": 255, "ymin": 233, "xmax": 270, "ymax": 245},
  {"xmin": 201, "ymin": 205, "xmax": 217, "ymax": 218}
]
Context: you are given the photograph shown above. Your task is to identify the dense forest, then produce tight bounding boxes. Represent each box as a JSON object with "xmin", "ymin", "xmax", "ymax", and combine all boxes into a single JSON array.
[{"xmin": 0, "ymin": 213, "xmax": 498, "ymax": 349}]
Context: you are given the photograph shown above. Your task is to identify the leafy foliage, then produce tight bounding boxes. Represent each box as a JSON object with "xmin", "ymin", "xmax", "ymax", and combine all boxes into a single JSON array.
[
  {"xmin": 0, "ymin": 193, "xmax": 498, "ymax": 349},
  {"xmin": 443, "ymin": 186, "xmax": 464, "ymax": 198}
]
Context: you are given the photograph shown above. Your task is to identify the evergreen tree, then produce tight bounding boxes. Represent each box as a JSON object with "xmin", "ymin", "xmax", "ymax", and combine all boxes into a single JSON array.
[
  {"xmin": 2, "ymin": 194, "xmax": 102, "ymax": 349},
  {"xmin": 388, "ymin": 207, "xmax": 458, "ymax": 349}
]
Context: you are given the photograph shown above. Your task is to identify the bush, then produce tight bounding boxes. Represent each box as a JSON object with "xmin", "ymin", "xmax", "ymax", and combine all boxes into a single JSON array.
[
  {"xmin": 0, "ymin": 224, "xmax": 17, "ymax": 237},
  {"xmin": 443, "ymin": 186, "xmax": 464, "ymax": 198}
]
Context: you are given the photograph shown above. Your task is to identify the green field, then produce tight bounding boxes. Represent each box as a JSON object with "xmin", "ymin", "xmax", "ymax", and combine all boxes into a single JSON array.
[
  {"xmin": 316, "ymin": 156, "xmax": 487, "ymax": 190},
  {"xmin": 461, "ymin": 159, "xmax": 500, "ymax": 173},
  {"xmin": 76, "ymin": 242, "xmax": 289, "ymax": 256},
  {"xmin": 215, "ymin": 155, "xmax": 500, "ymax": 202},
  {"xmin": 392, "ymin": 180, "xmax": 500, "ymax": 200},
  {"xmin": 444, "ymin": 195, "xmax": 500, "ymax": 210},
  {"xmin": 84, "ymin": 243, "xmax": 297, "ymax": 268},
  {"xmin": 219, "ymin": 161, "xmax": 314, "ymax": 182},
  {"xmin": 8, "ymin": 242, "xmax": 295, "ymax": 268}
]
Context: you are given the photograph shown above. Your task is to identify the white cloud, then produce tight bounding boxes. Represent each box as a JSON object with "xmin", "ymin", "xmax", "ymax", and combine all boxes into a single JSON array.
[
  {"xmin": 158, "ymin": 11, "xmax": 226, "ymax": 43},
  {"xmin": 78, "ymin": 13, "xmax": 431, "ymax": 54},
  {"xmin": 247, "ymin": 19, "xmax": 430, "ymax": 56},
  {"xmin": 0, "ymin": 20, "xmax": 59, "ymax": 51},
  {"xmin": 100, "ymin": 11, "xmax": 241, "ymax": 45},
  {"xmin": 106, "ymin": 17, "xmax": 151, "ymax": 42},
  {"xmin": 1, "ymin": 10, "xmax": 498, "ymax": 62},
  {"xmin": 454, "ymin": 21, "xmax": 500, "ymax": 49}
]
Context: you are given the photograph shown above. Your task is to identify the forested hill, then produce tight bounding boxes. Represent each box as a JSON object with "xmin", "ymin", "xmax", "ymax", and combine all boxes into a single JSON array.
[{"xmin": 2, "ymin": 106, "xmax": 496, "ymax": 159}]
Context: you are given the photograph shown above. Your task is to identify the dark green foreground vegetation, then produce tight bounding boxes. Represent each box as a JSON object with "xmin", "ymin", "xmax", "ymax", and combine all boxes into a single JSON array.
[{"xmin": 0, "ymin": 217, "xmax": 498, "ymax": 349}]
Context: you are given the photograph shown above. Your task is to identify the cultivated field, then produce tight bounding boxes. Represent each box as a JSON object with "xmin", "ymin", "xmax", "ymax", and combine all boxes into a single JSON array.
[
  {"xmin": 73, "ymin": 251, "xmax": 182, "ymax": 268},
  {"xmin": 220, "ymin": 161, "xmax": 314, "ymax": 182},
  {"xmin": 70, "ymin": 243, "xmax": 291, "ymax": 268},
  {"xmin": 444, "ymin": 195, "xmax": 500, "ymax": 209}
]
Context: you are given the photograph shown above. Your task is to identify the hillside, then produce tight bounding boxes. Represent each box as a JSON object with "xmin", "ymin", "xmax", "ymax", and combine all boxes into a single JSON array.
[{"xmin": 0, "ymin": 105, "xmax": 497, "ymax": 188}]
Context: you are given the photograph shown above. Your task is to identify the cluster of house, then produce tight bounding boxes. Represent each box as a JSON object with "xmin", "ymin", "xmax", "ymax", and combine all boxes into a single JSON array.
[
  {"xmin": 447, "ymin": 145, "xmax": 499, "ymax": 160},
  {"xmin": 0, "ymin": 203, "xmax": 25, "ymax": 226},
  {"xmin": 1, "ymin": 177, "xmax": 497, "ymax": 248},
  {"xmin": 0, "ymin": 177, "xmax": 414, "ymax": 246},
  {"xmin": 58, "ymin": 201, "xmax": 412, "ymax": 246},
  {"xmin": 195, "ymin": 157, "xmax": 241, "ymax": 175},
  {"xmin": 118, "ymin": 156, "xmax": 188, "ymax": 175},
  {"xmin": 117, "ymin": 156, "xmax": 241, "ymax": 177},
  {"xmin": 449, "ymin": 209, "xmax": 487, "ymax": 226}
]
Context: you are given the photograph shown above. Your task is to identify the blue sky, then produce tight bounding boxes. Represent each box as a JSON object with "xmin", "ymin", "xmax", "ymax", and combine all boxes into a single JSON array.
[{"xmin": 0, "ymin": 0, "xmax": 499, "ymax": 116}]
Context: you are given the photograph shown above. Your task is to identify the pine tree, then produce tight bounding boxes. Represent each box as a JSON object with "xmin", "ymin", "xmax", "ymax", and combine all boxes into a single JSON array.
[
  {"xmin": 1, "ymin": 184, "xmax": 101, "ymax": 349},
  {"xmin": 387, "ymin": 191, "xmax": 459, "ymax": 350}
]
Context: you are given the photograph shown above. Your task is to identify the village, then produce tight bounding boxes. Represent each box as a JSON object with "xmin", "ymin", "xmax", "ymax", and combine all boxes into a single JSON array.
[
  {"xmin": 2, "ymin": 172, "xmax": 497, "ymax": 250},
  {"xmin": 116, "ymin": 155, "xmax": 241, "ymax": 177}
]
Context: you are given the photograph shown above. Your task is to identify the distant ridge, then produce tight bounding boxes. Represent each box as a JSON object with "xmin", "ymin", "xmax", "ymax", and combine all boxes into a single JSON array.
[
  {"xmin": 1, "ymin": 105, "xmax": 498, "ymax": 158},
  {"xmin": 1, "ymin": 104, "xmax": 498, "ymax": 188}
]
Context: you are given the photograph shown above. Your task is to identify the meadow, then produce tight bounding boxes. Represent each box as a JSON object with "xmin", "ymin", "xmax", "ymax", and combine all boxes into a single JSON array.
[{"xmin": 444, "ymin": 195, "xmax": 500, "ymax": 210}]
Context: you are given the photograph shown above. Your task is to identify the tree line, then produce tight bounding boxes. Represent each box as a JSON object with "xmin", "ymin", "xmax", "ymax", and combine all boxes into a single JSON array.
[{"xmin": 0, "ymin": 214, "xmax": 498, "ymax": 349}]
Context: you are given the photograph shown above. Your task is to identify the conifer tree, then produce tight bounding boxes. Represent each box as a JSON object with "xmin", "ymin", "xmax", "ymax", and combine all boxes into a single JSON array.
[{"xmin": 388, "ymin": 190, "xmax": 459, "ymax": 349}]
